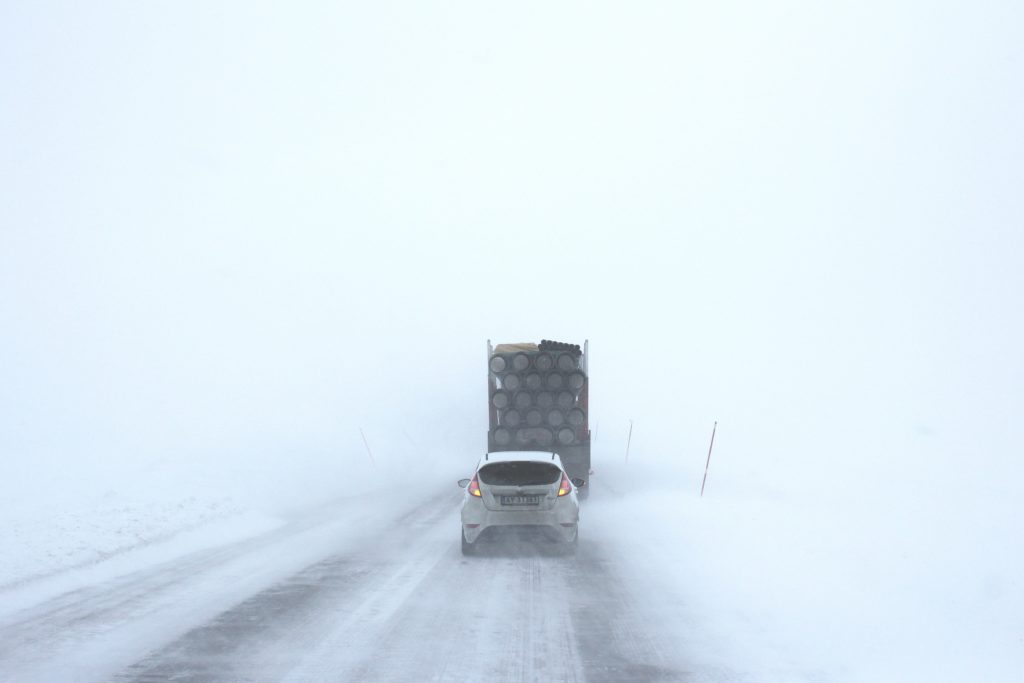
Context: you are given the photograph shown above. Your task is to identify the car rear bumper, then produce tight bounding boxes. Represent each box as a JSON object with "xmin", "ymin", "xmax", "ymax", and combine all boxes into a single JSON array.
[{"xmin": 462, "ymin": 503, "xmax": 578, "ymax": 543}]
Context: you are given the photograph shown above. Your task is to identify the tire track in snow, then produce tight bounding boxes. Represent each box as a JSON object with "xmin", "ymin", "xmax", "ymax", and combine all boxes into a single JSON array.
[{"xmin": 119, "ymin": 491, "xmax": 687, "ymax": 682}]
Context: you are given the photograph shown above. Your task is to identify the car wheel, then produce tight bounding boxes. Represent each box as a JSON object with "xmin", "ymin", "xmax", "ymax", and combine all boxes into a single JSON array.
[{"xmin": 461, "ymin": 529, "xmax": 476, "ymax": 556}]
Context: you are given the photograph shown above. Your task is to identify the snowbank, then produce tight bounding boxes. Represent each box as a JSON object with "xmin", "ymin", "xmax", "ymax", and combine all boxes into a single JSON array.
[
  {"xmin": 0, "ymin": 429, "xmax": 470, "ymax": 597},
  {"xmin": 587, "ymin": 451, "xmax": 1023, "ymax": 682},
  {"xmin": 0, "ymin": 490, "xmax": 251, "ymax": 589}
]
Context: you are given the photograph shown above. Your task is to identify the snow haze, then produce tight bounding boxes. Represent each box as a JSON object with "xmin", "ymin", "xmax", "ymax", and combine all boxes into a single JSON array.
[{"xmin": 1, "ymin": 2, "xmax": 1022, "ymax": 681}]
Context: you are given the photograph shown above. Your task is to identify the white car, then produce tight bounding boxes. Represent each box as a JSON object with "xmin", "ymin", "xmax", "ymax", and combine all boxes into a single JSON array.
[{"xmin": 458, "ymin": 451, "xmax": 583, "ymax": 555}]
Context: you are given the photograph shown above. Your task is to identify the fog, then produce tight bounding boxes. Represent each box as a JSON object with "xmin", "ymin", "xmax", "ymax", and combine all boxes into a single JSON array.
[{"xmin": 2, "ymin": 2, "xmax": 1022, "ymax": 679}]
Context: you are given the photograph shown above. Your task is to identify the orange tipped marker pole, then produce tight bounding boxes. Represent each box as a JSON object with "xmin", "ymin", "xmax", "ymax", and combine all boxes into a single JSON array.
[
  {"xmin": 359, "ymin": 427, "xmax": 376, "ymax": 466},
  {"xmin": 700, "ymin": 421, "xmax": 717, "ymax": 497},
  {"xmin": 625, "ymin": 419, "xmax": 633, "ymax": 463}
]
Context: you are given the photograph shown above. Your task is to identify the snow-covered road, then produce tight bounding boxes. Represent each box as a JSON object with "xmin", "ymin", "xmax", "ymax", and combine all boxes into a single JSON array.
[
  {"xmin": 3, "ymin": 469, "xmax": 1020, "ymax": 683},
  {"xmin": 0, "ymin": 485, "xmax": 688, "ymax": 683}
]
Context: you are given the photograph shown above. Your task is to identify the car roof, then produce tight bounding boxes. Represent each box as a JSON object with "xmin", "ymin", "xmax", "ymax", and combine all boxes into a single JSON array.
[{"xmin": 481, "ymin": 450, "xmax": 563, "ymax": 465}]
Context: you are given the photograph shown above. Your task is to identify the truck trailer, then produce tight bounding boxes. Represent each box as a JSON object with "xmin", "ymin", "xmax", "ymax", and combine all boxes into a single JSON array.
[{"xmin": 486, "ymin": 339, "xmax": 591, "ymax": 488}]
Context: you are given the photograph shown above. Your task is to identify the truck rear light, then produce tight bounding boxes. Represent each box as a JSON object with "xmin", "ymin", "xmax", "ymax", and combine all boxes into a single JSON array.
[
  {"xmin": 557, "ymin": 472, "xmax": 572, "ymax": 497},
  {"xmin": 469, "ymin": 474, "xmax": 482, "ymax": 497}
]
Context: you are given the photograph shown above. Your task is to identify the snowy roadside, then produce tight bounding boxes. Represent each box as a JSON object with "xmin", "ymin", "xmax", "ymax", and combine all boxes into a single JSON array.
[
  {"xmin": 0, "ymin": 491, "xmax": 270, "ymax": 591},
  {"xmin": 0, "ymin": 445, "xmax": 466, "ymax": 620},
  {"xmin": 0, "ymin": 506, "xmax": 284, "ymax": 623},
  {"xmin": 587, "ymin": 457, "xmax": 1024, "ymax": 683}
]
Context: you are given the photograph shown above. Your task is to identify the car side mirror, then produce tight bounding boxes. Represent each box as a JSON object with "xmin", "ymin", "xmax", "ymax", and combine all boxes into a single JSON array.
[
  {"xmin": 457, "ymin": 478, "xmax": 470, "ymax": 488},
  {"xmin": 571, "ymin": 478, "xmax": 585, "ymax": 488}
]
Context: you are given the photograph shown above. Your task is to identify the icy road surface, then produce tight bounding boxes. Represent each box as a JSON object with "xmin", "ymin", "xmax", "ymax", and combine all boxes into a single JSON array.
[{"xmin": 0, "ymin": 484, "xmax": 702, "ymax": 683}]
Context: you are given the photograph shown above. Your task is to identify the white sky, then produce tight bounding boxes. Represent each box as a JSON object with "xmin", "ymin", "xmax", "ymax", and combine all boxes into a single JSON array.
[{"xmin": 2, "ymin": 2, "xmax": 1022, "ymax": 499}]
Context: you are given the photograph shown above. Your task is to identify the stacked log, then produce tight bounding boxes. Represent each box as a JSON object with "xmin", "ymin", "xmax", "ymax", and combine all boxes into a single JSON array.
[{"xmin": 488, "ymin": 339, "xmax": 588, "ymax": 449}]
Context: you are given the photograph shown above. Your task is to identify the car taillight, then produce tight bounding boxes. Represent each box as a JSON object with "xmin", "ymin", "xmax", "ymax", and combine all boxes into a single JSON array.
[
  {"xmin": 557, "ymin": 472, "xmax": 572, "ymax": 497},
  {"xmin": 469, "ymin": 473, "xmax": 482, "ymax": 497}
]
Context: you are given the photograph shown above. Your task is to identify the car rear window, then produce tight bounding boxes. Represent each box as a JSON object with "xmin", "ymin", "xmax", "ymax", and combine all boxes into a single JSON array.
[{"xmin": 478, "ymin": 462, "xmax": 561, "ymax": 486}]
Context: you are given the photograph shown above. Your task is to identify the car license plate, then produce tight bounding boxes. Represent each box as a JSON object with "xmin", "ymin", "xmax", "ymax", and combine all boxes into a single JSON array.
[{"xmin": 501, "ymin": 495, "xmax": 541, "ymax": 506}]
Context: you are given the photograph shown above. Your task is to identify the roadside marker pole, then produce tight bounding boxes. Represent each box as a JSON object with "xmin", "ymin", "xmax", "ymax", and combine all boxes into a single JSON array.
[
  {"xmin": 700, "ymin": 421, "xmax": 717, "ymax": 497},
  {"xmin": 359, "ymin": 427, "xmax": 376, "ymax": 466},
  {"xmin": 625, "ymin": 419, "xmax": 633, "ymax": 463}
]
